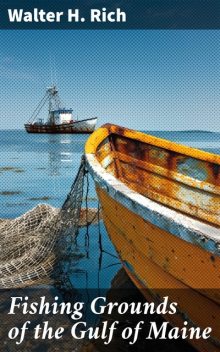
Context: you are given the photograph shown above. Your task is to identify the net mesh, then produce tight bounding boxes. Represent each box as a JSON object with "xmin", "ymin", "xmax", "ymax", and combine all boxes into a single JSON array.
[{"xmin": 0, "ymin": 156, "xmax": 88, "ymax": 289}]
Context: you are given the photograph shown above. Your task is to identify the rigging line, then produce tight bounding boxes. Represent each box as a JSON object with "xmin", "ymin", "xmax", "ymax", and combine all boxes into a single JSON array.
[
  {"xmin": 29, "ymin": 92, "xmax": 48, "ymax": 123},
  {"xmin": 50, "ymin": 56, "xmax": 54, "ymax": 86},
  {"xmin": 102, "ymin": 262, "xmax": 121, "ymax": 270},
  {"xmin": 101, "ymin": 249, "xmax": 118, "ymax": 259},
  {"xmin": 85, "ymin": 210, "xmax": 99, "ymax": 226},
  {"xmin": 97, "ymin": 201, "xmax": 102, "ymax": 295},
  {"xmin": 85, "ymin": 167, "xmax": 90, "ymax": 256},
  {"xmin": 98, "ymin": 201, "xmax": 103, "ymax": 256},
  {"xmin": 53, "ymin": 57, "xmax": 58, "ymax": 87}
]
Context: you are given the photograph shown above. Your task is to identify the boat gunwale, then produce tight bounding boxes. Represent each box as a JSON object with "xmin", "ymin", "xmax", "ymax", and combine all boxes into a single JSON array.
[
  {"xmin": 86, "ymin": 123, "xmax": 220, "ymax": 165},
  {"xmin": 85, "ymin": 124, "xmax": 220, "ymax": 254},
  {"xmin": 25, "ymin": 116, "xmax": 98, "ymax": 128}
]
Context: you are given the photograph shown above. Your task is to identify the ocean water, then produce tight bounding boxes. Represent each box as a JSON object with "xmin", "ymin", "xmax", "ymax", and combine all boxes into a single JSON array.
[
  {"xmin": 1, "ymin": 129, "xmax": 219, "ymax": 219},
  {"xmin": 0, "ymin": 131, "xmax": 89, "ymax": 218},
  {"xmin": 0, "ymin": 129, "xmax": 220, "ymax": 290}
]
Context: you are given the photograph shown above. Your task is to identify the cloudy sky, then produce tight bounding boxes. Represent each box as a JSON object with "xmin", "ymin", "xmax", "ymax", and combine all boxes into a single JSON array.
[{"xmin": 0, "ymin": 30, "xmax": 220, "ymax": 131}]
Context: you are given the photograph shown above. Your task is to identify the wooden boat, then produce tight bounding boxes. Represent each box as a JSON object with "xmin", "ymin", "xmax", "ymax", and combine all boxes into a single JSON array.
[
  {"xmin": 24, "ymin": 85, "xmax": 97, "ymax": 134},
  {"xmin": 85, "ymin": 124, "xmax": 220, "ymax": 352}
]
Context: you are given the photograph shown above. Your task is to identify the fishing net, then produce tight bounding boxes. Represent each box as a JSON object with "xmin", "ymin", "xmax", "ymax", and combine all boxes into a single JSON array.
[{"xmin": 0, "ymin": 156, "xmax": 97, "ymax": 289}]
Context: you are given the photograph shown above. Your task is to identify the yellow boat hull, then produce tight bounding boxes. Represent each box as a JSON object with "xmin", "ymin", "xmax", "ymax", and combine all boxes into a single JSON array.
[{"xmin": 85, "ymin": 124, "xmax": 220, "ymax": 351}]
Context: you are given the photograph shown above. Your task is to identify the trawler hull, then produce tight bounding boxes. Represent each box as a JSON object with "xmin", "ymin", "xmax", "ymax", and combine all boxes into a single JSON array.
[
  {"xmin": 85, "ymin": 124, "xmax": 220, "ymax": 352},
  {"xmin": 25, "ymin": 117, "xmax": 97, "ymax": 134}
]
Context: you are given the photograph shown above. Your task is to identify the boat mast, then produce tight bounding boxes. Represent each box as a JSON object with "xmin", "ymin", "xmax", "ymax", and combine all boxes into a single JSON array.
[{"xmin": 47, "ymin": 85, "xmax": 61, "ymax": 125}]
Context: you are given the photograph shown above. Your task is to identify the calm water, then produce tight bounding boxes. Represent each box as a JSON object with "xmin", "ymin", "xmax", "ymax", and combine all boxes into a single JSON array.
[
  {"xmin": 0, "ymin": 129, "xmax": 220, "ymax": 289},
  {"xmin": 0, "ymin": 131, "xmax": 89, "ymax": 218},
  {"xmin": 1, "ymin": 129, "xmax": 219, "ymax": 219}
]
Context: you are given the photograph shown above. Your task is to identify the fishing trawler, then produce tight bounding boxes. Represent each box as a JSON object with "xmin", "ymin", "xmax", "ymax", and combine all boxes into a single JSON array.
[{"xmin": 24, "ymin": 85, "xmax": 97, "ymax": 134}]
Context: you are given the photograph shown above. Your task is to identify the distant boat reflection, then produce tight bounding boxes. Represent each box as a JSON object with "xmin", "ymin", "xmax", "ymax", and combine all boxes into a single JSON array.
[{"xmin": 47, "ymin": 134, "xmax": 85, "ymax": 176}]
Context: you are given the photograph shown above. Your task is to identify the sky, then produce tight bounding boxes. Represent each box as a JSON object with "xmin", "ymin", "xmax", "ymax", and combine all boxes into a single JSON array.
[{"xmin": 0, "ymin": 30, "xmax": 220, "ymax": 131}]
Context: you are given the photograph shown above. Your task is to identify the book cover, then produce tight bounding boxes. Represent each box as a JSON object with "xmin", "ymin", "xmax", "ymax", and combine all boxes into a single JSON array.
[{"xmin": 0, "ymin": 1, "xmax": 219, "ymax": 351}]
